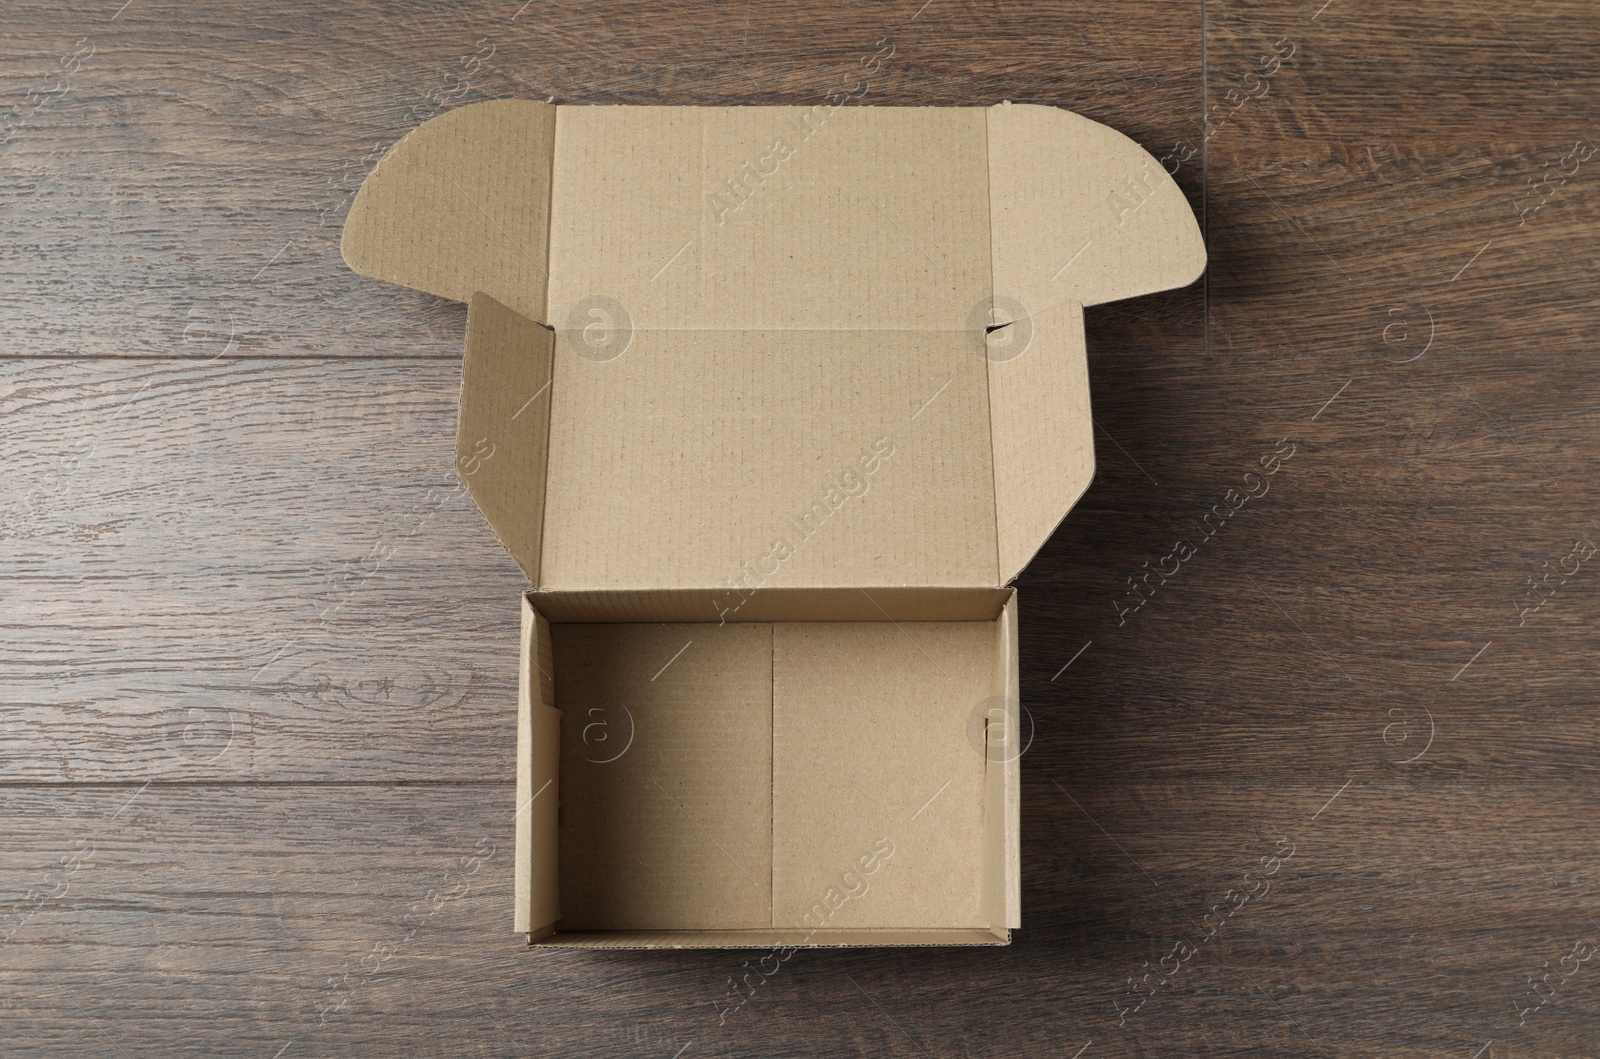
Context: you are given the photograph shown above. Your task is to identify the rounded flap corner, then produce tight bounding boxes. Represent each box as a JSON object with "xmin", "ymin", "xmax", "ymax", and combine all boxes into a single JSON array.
[
  {"xmin": 342, "ymin": 98, "xmax": 558, "ymax": 322},
  {"xmin": 987, "ymin": 102, "xmax": 1206, "ymax": 312}
]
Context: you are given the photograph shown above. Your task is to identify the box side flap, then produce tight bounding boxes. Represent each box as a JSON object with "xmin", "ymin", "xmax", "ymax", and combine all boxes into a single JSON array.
[
  {"xmin": 978, "ymin": 590, "xmax": 1022, "ymax": 930},
  {"xmin": 986, "ymin": 302, "xmax": 1095, "ymax": 583},
  {"xmin": 515, "ymin": 595, "xmax": 560, "ymax": 935},
  {"xmin": 986, "ymin": 103, "xmax": 1204, "ymax": 582},
  {"xmin": 986, "ymin": 102, "xmax": 1205, "ymax": 315},
  {"xmin": 458, "ymin": 293, "xmax": 554, "ymax": 585},
  {"xmin": 342, "ymin": 99, "xmax": 556, "ymax": 323}
]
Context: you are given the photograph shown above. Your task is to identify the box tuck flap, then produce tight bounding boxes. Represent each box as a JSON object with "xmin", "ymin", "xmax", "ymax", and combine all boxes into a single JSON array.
[
  {"xmin": 342, "ymin": 98, "xmax": 556, "ymax": 324},
  {"xmin": 985, "ymin": 103, "xmax": 1205, "ymax": 582},
  {"xmin": 545, "ymin": 105, "xmax": 991, "ymax": 332}
]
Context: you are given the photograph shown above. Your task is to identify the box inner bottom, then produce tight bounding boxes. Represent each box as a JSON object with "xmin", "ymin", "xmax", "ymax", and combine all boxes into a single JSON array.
[{"xmin": 552, "ymin": 620, "xmax": 996, "ymax": 931}]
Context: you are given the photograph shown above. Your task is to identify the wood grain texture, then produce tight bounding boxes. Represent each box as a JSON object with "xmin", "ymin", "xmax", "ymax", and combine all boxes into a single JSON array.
[
  {"xmin": 1, "ymin": 356, "xmax": 521, "ymax": 781},
  {"xmin": 3, "ymin": 0, "xmax": 1598, "ymax": 1056}
]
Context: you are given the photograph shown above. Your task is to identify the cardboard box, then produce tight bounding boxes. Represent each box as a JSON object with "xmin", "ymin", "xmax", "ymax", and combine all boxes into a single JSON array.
[{"xmin": 341, "ymin": 100, "xmax": 1204, "ymax": 947}]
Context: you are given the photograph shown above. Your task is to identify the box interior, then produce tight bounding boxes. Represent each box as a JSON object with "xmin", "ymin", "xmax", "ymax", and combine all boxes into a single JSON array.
[{"xmin": 518, "ymin": 590, "xmax": 1020, "ymax": 947}]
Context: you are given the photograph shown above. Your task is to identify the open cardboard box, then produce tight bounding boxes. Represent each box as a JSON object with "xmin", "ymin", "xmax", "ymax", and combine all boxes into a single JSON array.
[{"xmin": 342, "ymin": 100, "xmax": 1204, "ymax": 947}]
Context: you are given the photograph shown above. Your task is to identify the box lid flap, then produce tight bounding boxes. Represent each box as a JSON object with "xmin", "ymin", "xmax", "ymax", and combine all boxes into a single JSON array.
[{"xmin": 342, "ymin": 101, "xmax": 1204, "ymax": 592}]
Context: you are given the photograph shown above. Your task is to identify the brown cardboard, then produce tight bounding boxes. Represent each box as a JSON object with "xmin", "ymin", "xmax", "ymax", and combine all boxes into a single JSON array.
[
  {"xmin": 980, "ymin": 590, "xmax": 1023, "ymax": 933},
  {"xmin": 540, "ymin": 327, "xmax": 997, "ymax": 591},
  {"xmin": 513, "ymin": 594, "xmax": 1018, "ymax": 946},
  {"xmin": 458, "ymin": 292, "xmax": 553, "ymax": 583},
  {"xmin": 344, "ymin": 100, "xmax": 555, "ymax": 324},
  {"xmin": 515, "ymin": 598, "xmax": 558, "ymax": 939},
  {"xmin": 554, "ymin": 621, "xmax": 773, "ymax": 930},
  {"xmin": 344, "ymin": 99, "xmax": 1204, "ymax": 947},
  {"xmin": 771, "ymin": 621, "xmax": 992, "ymax": 929}
]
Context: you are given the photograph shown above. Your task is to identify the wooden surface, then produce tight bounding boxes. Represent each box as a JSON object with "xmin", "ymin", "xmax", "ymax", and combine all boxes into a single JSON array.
[{"xmin": 3, "ymin": 1, "xmax": 1598, "ymax": 1055}]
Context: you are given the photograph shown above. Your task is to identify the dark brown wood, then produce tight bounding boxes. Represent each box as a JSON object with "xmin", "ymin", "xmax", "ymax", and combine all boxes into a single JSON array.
[{"xmin": 3, "ymin": 0, "xmax": 1598, "ymax": 1056}]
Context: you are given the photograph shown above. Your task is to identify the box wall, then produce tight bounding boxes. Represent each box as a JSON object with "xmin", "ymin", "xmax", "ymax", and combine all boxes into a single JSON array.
[
  {"xmin": 529, "ymin": 585, "xmax": 1012, "ymax": 624},
  {"xmin": 978, "ymin": 590, "xmax": 1022, "ymax": 932},
  {"xmin": 515, "ymin": 596, "xmax": 560, "ymax": 936},
  {"xmin": 530, "ymin": 928, "xmax": 1006, "ymax": 949}
]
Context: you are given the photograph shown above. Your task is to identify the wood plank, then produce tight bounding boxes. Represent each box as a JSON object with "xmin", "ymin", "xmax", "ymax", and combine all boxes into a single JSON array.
[
  {"xmin": 2, "ymin": 782, "xmax": 1597, "ymax": 1056},
  {"xmin": 1, "ymin": 356, "xmax": 522, "ymax": 781},
  {"xmin": 1203, "ymin": 0, "xmax": 1600, "ymax": 359},
  {"xmin": 0, "ymin": 0, "xmax": 1203, "ymax": 359},
  {"xmin": 8, "ymin": 0, "xmax": 1600, "ymax": 1054},
  {"xmin": 9, "ymin": 345, "xmax": 1594, "ymax": 793}
]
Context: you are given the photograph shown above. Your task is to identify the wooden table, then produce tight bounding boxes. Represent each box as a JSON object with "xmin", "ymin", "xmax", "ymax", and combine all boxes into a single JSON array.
[{"xmin": 4, "ymin": 1, "xmax": 1597, "ymax": 1055}]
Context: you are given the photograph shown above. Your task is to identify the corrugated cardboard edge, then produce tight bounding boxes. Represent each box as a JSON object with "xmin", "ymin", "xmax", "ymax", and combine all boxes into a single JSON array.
[
  {"xmin": 530, "ymin": 928, "xmax": 1006, "ymax": 949},
  {"xmin": 341, "ymin": 99, "xmax": 557, "ymax": 324},
  {"xmin": 458, "ymin": 293, "xmax": 554, "ymax": 585},
  {"xmin": 514, "ymin": 594, "xmax": 560, "ymax": 939}
]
